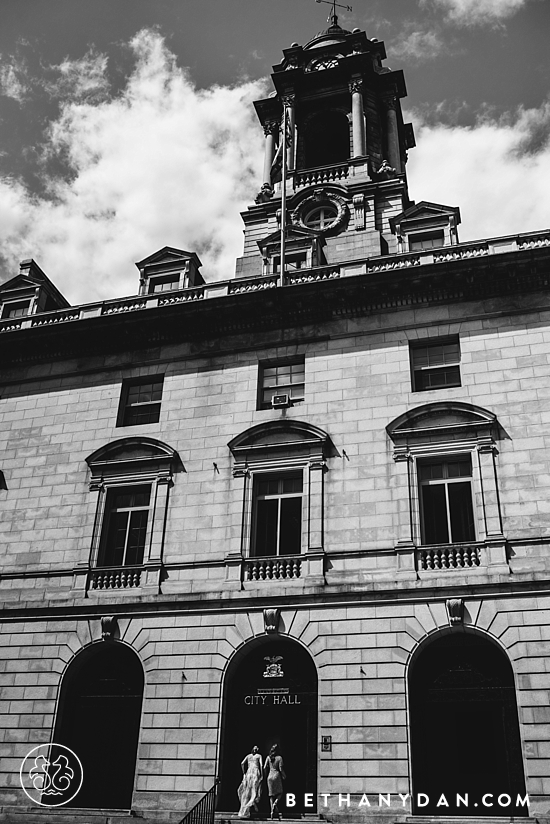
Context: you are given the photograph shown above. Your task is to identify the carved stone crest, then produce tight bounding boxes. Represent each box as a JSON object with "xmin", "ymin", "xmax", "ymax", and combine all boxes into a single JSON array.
[{"xmin": 263, "ymin": 656, "xmax": 284, "ymax": 678}]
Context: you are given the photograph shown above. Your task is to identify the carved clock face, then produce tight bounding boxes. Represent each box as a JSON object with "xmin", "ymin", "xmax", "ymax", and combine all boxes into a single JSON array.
[{"xmin": 306, "ymin": 56, "xmax": 339, "ymax": 72}]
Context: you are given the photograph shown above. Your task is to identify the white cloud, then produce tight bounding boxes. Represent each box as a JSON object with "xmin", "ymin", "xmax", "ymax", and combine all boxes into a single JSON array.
[
  {"xmin": 406, "ymin": 103, "xmax": 550, "ymax": 241},
  {"xmin": 45, "ymin": 50, "xmax": 110, "ymax": 103},
  {"xmin": 391, "ymin": 29, "xmax": 446, "ymax": 62},
  {"xmin": 422, "ymin": 0, "xmax": 528, "ymax": 24},
  {"xmin": 0, "ymin": 30, "xmax": 265, "ymax": 303},
  {"xmin": 0, "ymin": 59, "xmax": 29, "ymax": 102}
]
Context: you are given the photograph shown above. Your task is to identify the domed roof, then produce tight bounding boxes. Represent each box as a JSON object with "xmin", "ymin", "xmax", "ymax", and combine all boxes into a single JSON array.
[{"xmin": 303, "ymin": 14, "xmax": 351, "ymax": 50}]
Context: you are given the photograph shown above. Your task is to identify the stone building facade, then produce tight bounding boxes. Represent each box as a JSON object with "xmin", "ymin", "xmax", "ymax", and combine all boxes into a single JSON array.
[{"xmin": 1, "ymin": 14, "xmax": 550, "ymax": 824}]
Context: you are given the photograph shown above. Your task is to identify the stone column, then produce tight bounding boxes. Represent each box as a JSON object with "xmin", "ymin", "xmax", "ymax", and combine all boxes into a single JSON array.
[
  {"xmin": 262, "ymin": 121, "xmax": 278, "ymax": 189},
  {"xmin": 384, "ymin": 96, "xmax": 401, "ymax": 173},
  {"xmin": 476, "ymin": 442, "xmax": 508, "ymax": 572},
  {"xmin": 281, "ymin": 92, "xmax": 296, "ymax": 171},
  {"xmin": 349, "ymin": 78, "xmax": 366, "ymax": 158}
]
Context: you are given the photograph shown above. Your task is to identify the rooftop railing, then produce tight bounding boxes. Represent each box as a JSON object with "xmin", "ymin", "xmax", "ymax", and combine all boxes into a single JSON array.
[{"xmin": 1, "ymin": 229, "xmax": 549, "ymax": 335}]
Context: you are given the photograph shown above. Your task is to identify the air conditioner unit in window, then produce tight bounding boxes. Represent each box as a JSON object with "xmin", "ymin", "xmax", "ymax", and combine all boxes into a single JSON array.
[{"xmin": 271, "ymin": 394, "xmax": 290, "ymax": 409}]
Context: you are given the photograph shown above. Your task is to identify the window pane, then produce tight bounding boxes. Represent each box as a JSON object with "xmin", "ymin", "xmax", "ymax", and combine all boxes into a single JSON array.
[
  {"xmin": 282, "ymin": 475, "xmax": 303, "ymax": 494},
  {"xmin": 102, "ymin": 511, "xmax": 129, "ymax": 567},
  {"xmin": 124, "ymin": 403, "xmax": 161, "ymax": 426},
  {"xmin": 254, "ymin": 499, "xmax": 278, "ymax": 557},
  {"xmin": 447, "ymin": 458, "xmax": 471, "ymax": 479},
  {"xmin": 421, "ymin": 484, "xmax": 449, "ymax": 545},
  {"xmin": 448, "ymin": 482, "xmax": 475, "ymax": 542},
  {"xmin": 415, "ymin": 366, "xmax": 461, "ymax": 391},
  {"xmin": 418, "ymin": 462, "xmax": 444, "ymax": 481},
  {"xmin": 125, "ymin": 510, "xmax": 149, "ymax": 565},
  {"xmin": 279, "ymin": 497, "xmax": 302, "ymax": 555}
]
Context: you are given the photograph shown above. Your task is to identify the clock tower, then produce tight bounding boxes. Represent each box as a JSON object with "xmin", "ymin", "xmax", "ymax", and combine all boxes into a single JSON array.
[{"xmin": 235, "ymin": 12, "xmax": 423, "ymax": 280}]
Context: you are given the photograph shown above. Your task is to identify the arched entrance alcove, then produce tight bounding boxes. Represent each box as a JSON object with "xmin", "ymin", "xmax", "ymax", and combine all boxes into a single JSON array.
[
  {"xmin": 218, "ymin": 635, "xmax": 318, "ymax": 815},
  {"xmin": 409, "ymin": 631, "xmax": 527, "ymax": 816},
  {"xmin": 53, "ymin": 641, "xmax": 144, "ymax": 809}
]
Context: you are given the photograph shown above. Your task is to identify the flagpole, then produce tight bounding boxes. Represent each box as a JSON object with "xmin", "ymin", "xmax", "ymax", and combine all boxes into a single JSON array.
[{"xmin": 279, "ymin": 104, "xmax": 287, "ymax": 289}]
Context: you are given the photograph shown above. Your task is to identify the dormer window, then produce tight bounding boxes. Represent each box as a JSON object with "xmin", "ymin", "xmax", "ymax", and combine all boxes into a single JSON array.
[
  {"xmin": 1, "ymin": 300, "xmax": 31, "ymax": 319},
  {"xmin": 409, "ymin": 231, "xmax": 444, "ymax": 252},
  {"xmin": 148, "ymin": 274, "xmax": 182, "ymax": 294},
  {"xmin": 273, "ymin": 253, "xmax": 307, "ymax": 274}
]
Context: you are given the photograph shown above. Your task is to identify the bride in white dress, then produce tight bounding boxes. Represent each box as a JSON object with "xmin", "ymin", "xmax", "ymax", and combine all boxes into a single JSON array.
[{"xmin": 237, "ymin": 745, "xmax": 263, "ymax": 818}]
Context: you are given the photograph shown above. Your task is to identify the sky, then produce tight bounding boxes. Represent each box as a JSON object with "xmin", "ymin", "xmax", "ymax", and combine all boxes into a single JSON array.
[{"xmin": 0, "ymin": 0, "xmax": 549, "ymax": 304}]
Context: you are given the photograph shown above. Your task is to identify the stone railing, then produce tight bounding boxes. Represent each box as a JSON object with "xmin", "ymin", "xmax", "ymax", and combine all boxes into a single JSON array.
[
  {"xmin": 294, "ymin": 162, "xmax": 349, "ymax": 187},
  {"xmin": 228, "ymin": 275, "xmax": 279, "ymax": 295},
  {"xmin": 417, "ymin": 543, "xmax": 481, "ymax": 571},
  {"xmin": 244, "ymin": 556, "xmax": 302, "ymax": 581},
  {"xmin": 285, "ymin": 266, "xmax": 340, "ymax": 285},
  {"xmin": 89, "ymin": 565, "xmax": 143, "ymax": 590},
  {"xmin": 30, "ymin": 310, "xmax": 82, "ymax": 327},
  {"xmin": 366, "ymin": 254, "xmax": 421, "ymax": 274},
  {"xmin": 2, "ymin": 229, "xmax": 549, "ymax": 336}
]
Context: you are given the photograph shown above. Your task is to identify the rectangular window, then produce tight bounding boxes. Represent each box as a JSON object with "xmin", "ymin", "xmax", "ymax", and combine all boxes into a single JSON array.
[
  {"xmin": 419, "ymin": 456, "xmax": 475, "ymax": 545},
  {"xmin": 148, "ymin": 275, "xmax": 182, "ymax": 293},
  {"xmin": 409, "ymin": 231, "xmax": 444, "ymax": 251},
  {"xmin": 411, "ymin": 338, "xmax": 461, "ymax": 392},
  {"xmin": 273, "ymin": 253, "xmax": 307, "ymax": 274},
  {"xmin": 118, "ymin": 376, "xmax": 164, "ymax": 426},
  {"xmin": 259, "ymin": 359, "xmax": 305, "ymax": 409},
  {"xmin": 252, "ymin": 473, "xmax": 303, "ymax": 557},
  {"xmin": 2, "ymin": 300, "xmax": 31, "ymax": 319},
  {"xmin": 98, "ymin": 485, "xmax": 151, "ymax": 567}
]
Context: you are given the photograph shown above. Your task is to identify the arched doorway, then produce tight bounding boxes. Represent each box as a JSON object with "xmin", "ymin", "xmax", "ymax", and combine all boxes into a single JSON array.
[
  {"xmin": 409, "ymin": 632, "xmax": 527, "ymax": 816},
  {"xmin": 303, "ymin": 111, "xmax": 349, "ymax": 168},
  {"xmin": 218, "ymin": 636, "xmax": 317, "ymax": 815},
  {"xmin": 54, "ymin": 642, "xmax": 144, "ymax": 809}
]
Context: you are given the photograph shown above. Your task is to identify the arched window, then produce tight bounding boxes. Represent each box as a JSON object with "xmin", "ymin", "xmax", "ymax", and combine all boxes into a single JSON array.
[
  {"xmin": 386, "ymin": 402, "xmax": 507, "ymax": 574},
  {"xmin": 85, "ymin": 437, "xmax": 180, "ymax": 593},
  {"xmin": 409, "ymin": 632, "xmax": 527, "ymax": 816},
  {"xmin": 228, "ymin": 420, "xmax": 335, "ymax": 584},
  {"xmin": 303, "ymin": 110, "xmax": 349, "ymax": 168},
  {"xmin": 54, "ymin": 642, "xmax": 144, "ymax": 809},
  {"xmin": 218, "ymin": 636, "xmax": 318, "ymax": 815}
]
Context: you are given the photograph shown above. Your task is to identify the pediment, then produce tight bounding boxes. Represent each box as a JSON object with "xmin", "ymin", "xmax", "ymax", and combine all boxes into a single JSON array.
[
  {"xmin": 135, "ymin": 246, "xmax": 202, "ymax": 270},
  {"xmin": 0, "ymin": 274, "xmax": 38, "ymax": 293},
  {"xmin": 387, "ymin": 402, "xmax": 497, "ymax": 443},
  {"xmin": 86, "ymin": 437, "xmax": 180, "ymax": 483},
  {"xmin": 391, "ymin": 201, "xmax": 461, "ymax": 231},
  {"xmin": 229, "ymin": 420, "xmax": 335, "ymax": 466}
]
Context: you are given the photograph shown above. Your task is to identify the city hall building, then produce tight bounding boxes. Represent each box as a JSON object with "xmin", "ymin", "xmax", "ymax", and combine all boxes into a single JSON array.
[{"xmin": 1, "ymin": 12, "xmax": 550, "ymax": 824}]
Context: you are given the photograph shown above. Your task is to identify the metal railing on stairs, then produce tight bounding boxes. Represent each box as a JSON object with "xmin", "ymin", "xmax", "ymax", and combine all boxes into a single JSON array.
[{"xmin": 179, "ymin": 779, "xmax": 220, "ymax": 824}]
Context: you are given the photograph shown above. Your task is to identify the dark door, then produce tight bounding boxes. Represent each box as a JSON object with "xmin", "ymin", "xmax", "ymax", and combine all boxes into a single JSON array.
[
  {"xmin": 409, "ymin": 633, "xmax": 527, "ymax": 816},
  {"xmin": 219, "ymin": 639, "xmax": 317, "ymax": 815},
  {"xmin": 54, "ymin": 643, "xmax": 144, "ymax": 809}
]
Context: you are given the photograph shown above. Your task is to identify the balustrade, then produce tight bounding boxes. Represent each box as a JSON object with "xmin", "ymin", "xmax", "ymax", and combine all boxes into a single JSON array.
[
  {"xmin": 245, "ymin": 556, "xmax": 302, "ymax": 581},
  {"xmin": 417, "ymin": 544, "xmax": 481, "ymax": 571},
  {"xmin": 89, "ymin": 566, "xmax": 143, "ymax": 590}
]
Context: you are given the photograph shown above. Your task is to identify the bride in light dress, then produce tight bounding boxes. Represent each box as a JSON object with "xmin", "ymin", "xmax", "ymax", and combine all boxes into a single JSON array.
[{"xmin": 237, "ymin": 745, "xmax": 263, "ymax": 818}]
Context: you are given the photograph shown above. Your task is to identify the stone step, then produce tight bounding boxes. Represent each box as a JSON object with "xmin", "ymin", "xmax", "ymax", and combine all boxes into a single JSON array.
[{"xmin": 0, "ymin": 808, "xmax": 185, "ymax": 824}]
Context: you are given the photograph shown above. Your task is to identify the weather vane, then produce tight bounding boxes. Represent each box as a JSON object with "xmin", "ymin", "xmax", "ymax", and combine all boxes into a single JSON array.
[{"xmin": 315, "ymin": 0, "xmax": 353, "ymax": 19}]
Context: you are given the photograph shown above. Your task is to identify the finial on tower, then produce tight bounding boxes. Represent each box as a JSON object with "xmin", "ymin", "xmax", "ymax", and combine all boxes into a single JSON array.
[{"xmin": 315, "ymin": 0, "xmax": 353, "ymax": 27}]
